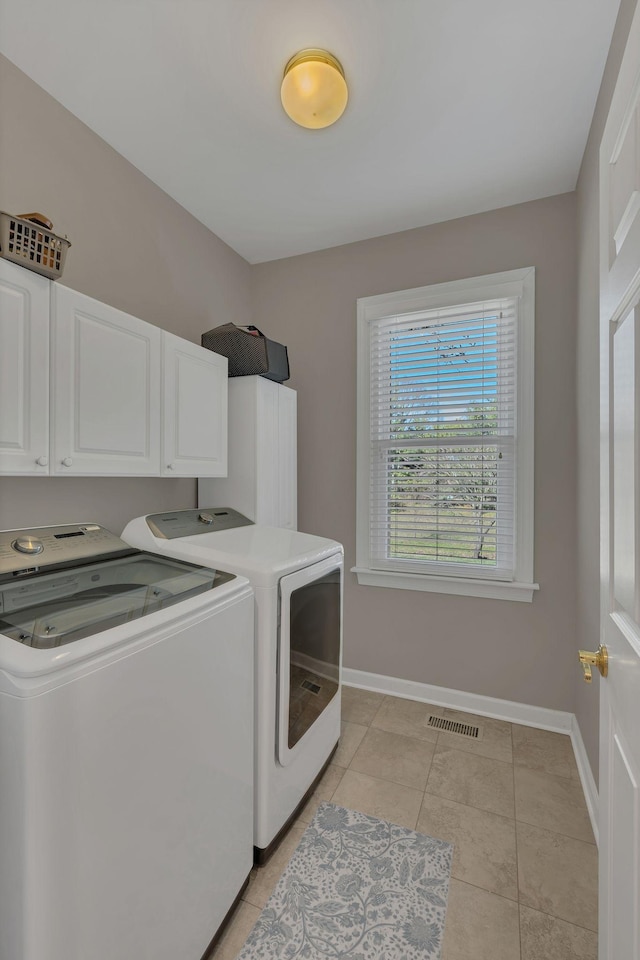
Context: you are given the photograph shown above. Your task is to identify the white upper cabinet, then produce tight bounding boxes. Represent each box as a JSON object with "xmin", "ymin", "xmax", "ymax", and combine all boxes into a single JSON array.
[
  {"xmin": 0, "ymin": 259, "xmax": 50, "ymax": 475},
  {"xmin": 51, "ymin": 284, "xmax": 162, "ymax": 476},
  {"xmin": 0, "ymin": 262, "xmax": 228, "ymax": 478},
  {"xmin": 162, "ymin": 332, "xmax": 227, "ymax": 477},
  {"xmin": 198, "ymin": 375, "xmax": 297, "ymax": 528}
]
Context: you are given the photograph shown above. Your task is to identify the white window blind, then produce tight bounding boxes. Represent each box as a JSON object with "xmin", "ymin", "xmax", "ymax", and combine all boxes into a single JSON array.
[
  {"xmin": 368, "ymin": 297, "xmax": 518, "ymax": 581},
  {"xmin": 356, "ymin": 269, "xmax": 536, "ymax": 601}
]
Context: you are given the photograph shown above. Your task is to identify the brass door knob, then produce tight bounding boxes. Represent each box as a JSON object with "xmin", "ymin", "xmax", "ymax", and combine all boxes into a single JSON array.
[{"xmin": 578, "ymin": 645, "xmax": 608, "ymax": 682}]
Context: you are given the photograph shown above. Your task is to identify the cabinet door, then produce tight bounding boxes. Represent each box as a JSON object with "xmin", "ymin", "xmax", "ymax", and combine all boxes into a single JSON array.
[
  {"xmin": 0, "ymin": 260, "xmax": 50, "ymax": 475},
  {"xmin": 277, "ymin": 384, "xmax": 297, "ymax": 529},
  {"xmin": 254, "ymin": 378, "xmax": 297, "ymax": 528},
  {"xmin": 162, "ymin": 332, "xmax": 227, "ymax": 477},
  {"xmin": 51, "ymin": 285, "xmax": 161, "ymax": 475},
  {"xmin": 255, "ymin": 379, "xmax": 280, "ymax": 523}
]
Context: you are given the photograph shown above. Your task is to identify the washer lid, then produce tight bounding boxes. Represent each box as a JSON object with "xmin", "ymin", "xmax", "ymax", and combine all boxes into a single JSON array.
[{"xmin": 0, "ymin": 552, "xmax": 235, "ymax": 649}]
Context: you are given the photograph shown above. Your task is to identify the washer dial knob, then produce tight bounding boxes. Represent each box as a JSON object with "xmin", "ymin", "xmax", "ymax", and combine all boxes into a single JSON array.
[
  {"xmin": 198, "ymin": 512, "xmax": 214, "ymax": 524},
  {"xmin": 13, "ymin": 536, "xmax": 44, "ymax": 555}
]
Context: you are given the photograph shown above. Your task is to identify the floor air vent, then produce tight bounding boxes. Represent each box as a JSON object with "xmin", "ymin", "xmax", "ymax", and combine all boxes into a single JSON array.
[
  {"xmin": 427, "ymin": 715, "xmax": 481, "ymax": 739},
  {"xmin": 301, "ymin": 678, "xmax": 322, "ymax": 695}
]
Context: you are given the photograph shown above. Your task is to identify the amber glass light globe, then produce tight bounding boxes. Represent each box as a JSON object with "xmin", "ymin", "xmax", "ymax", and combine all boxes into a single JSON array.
[{"xmin": 280, "ymin": 49, "xmax": 348, "ymax": 129}]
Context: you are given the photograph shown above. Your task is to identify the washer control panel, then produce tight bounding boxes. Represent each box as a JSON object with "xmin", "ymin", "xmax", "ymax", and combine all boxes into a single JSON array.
[
  {"xmin": 0, "ymin": 524, "xmax": 131, "ymax": 579},
  {"xmin": 146, "ymin": 508, "xmax": 253, "ymax": 540}
]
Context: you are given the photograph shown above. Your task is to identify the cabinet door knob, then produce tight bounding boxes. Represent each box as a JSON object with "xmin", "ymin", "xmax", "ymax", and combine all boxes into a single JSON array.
[
  {"xmin": 36, "ymin": 456, "xmax": 48, "ymax": 467},
  {"xmin": 167, "ymin": 463, "xmax": 175, "ymax": 470},
  {"xmin": 61, "ymin": 457, "xmax": 73, "ymax": 467}
]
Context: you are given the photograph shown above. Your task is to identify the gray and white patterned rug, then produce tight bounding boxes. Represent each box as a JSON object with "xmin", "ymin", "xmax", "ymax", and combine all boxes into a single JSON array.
[{"xmin": 237, "ymin": 803, "xmax": 453, "ymax": 960}]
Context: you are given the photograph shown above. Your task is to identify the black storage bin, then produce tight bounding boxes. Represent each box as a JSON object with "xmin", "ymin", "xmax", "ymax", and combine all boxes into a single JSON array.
[{"xmin": 201, "ymin": 323, "xmax": 290, "ymax": 383}]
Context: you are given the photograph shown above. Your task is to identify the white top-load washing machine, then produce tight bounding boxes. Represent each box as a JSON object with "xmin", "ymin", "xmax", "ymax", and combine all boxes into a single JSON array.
[
  {"xmin": 123, "ymin": 508, "xmax": 343, "ymax": 862},
  {"xmin": 0, "ymin": 522, "xmax": 254, "ymax": 960}
]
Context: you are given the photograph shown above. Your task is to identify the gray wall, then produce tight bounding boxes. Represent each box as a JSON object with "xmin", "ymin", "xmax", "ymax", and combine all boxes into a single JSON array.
[
  {"xmin": 574, "ymin": 0, "xmax": 639, "ymax": 784},
  {"xmin": 0, "ymin": 54, "xmax": 252, "ymax": 535},
  {"xmin": 253, "ymin": 195, "xmax": 578, "ymax": 712}
]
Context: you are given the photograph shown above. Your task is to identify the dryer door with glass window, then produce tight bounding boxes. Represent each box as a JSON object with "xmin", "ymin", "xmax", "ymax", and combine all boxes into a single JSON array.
[{"xmin": 277, "ymin": 554, "xmax": 342, "ymax": 766}]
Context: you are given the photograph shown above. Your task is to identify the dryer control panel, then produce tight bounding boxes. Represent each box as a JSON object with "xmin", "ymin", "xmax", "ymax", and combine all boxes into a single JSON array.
[{"xmin": 146, "ymin": 508, "xmax": 253, "ymax": 540}]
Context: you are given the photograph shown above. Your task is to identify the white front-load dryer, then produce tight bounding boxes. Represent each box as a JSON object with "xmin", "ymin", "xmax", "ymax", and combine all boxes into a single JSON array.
[{"xmin": 123, "ymin": 508, "xmax": 343, "ymax": 862}]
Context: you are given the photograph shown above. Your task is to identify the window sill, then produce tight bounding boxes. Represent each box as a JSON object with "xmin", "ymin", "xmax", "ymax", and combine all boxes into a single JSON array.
[{"xmin": 351, "ymin": 567, "xmax": 539, "ymax": 602}]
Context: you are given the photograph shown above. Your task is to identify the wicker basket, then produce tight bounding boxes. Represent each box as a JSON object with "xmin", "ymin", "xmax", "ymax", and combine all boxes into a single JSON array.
[{"xmin": 0, "ymin": 211, "xmax": 71, "ymax": 279}]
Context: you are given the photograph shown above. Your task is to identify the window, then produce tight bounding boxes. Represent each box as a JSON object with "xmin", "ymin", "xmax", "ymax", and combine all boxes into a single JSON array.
[{"xmin": 354, "ymin": 268, "xmax": 538, "ymax": 602}]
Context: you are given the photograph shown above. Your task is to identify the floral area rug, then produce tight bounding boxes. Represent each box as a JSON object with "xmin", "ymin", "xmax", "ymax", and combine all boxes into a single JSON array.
[{"xmin": 236, "ymin": 802, "xmax": 453, "ymax": 960}]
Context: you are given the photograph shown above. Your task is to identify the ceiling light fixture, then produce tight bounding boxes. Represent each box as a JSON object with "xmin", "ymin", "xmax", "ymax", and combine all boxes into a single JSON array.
[{"xmin": 280, "ymin": 49, "xmax": 348, "ymax": 129}]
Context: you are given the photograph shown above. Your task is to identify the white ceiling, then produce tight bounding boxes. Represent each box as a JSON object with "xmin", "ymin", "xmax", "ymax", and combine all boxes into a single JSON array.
[{"xmin": 0, "ymin": 0, "xmax": 620, "ymax": 263}]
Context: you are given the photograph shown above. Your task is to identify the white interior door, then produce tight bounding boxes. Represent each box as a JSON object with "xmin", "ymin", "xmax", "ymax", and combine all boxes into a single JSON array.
[{"xmin": 598, "ymin": 6, "xmax": 640, "ymax": 957}]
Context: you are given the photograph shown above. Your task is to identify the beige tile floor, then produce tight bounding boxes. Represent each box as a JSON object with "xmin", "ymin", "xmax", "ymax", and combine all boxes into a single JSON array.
[{"xmin": 211, "ymin": 688, "xmax": 598, "ymax": 960}]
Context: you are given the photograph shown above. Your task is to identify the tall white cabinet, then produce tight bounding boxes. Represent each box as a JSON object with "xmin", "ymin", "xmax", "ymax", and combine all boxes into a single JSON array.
[{"xmin": 198, "ymin": 375, "xmax": 297, "ymax": 529}]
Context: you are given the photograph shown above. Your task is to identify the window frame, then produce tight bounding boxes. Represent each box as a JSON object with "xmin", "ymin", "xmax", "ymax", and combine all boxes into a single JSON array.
[{"xmin": 353, "ymin": 267, "xmax": 538, "ymax": 603}]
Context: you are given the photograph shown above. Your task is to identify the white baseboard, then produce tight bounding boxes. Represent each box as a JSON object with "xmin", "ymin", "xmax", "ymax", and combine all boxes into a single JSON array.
[
  {"xmin": 342, "ymin": 667, "xmax": 573, "ymax": 732},
  {"xmin": 570, "ymin": 714, "xmax": 599, "ymax": 846},
  {"xmin": 342, "ymin": 667, "xmax": 599, "ymax": 845}
]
